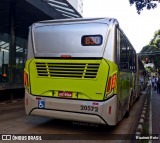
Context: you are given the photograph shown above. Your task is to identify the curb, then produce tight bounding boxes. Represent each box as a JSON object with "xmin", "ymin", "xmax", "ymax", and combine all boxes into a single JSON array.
[
  {"xmin": 148, "ymin": 88, "xmax": 152, "ymax": 143},
  {"xmin": 136, "ymin": 100, "xmax": 147, "ymax": 132},
  {"xmin": 135, "ymin": 86, "xmax": 151, "ymax": 142}
]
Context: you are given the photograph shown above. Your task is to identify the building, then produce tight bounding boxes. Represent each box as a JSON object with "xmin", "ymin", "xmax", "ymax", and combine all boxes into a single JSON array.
[
  {"xmin": 0, "ymin": 0, "xmax": 82, "ymax": 90},
  {"xmin": 67, "ymin": 0, "xmax": 83, "ymax": 16}
]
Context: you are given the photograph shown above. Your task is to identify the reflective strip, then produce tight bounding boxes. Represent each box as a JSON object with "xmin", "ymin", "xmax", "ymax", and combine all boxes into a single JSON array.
[{"xmin": 109, "ymin": 106, "xmax": 112, "ymax": 114}]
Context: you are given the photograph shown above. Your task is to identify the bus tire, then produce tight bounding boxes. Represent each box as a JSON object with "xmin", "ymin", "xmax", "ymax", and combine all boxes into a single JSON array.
[
  {"xmin": 129, "ymin": 92, "xmax": 134, "ymax": 107},
  {"xmin": 136, "ymin": 96, "xmax": 140, "ymax": 101},
  {"xmin": 124, "ymin": 96, "xmax": 131, "ymax": 118},
  {"xmin": 124, "ymin": 110, "xmax": 130, "ymax": 118},
  {"xmin": 124, "ymin": 104, "xmax": 130, "ymax": 118}
]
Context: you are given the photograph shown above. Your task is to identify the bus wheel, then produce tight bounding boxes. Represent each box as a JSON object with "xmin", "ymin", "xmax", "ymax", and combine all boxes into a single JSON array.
[
  {"xmin": 124, "ymin": 98, "xmax": 130, "ymax": 118},
  {"xmin": 136, "ymin": 96, "xmax": 140, "ymax": 101},
  {"xmin": 124, "ymin": 110, "xmax": 130, "ymax": 118},
  {"xmin": 129, "ymin": 92, "xmax": 134, "ymax": 107}
]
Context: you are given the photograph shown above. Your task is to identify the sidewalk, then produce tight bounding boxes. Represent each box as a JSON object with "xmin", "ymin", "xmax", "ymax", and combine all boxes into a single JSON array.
[{"xmin": 151, "ymin": 88, "xmax": 160, "ymax": 143}]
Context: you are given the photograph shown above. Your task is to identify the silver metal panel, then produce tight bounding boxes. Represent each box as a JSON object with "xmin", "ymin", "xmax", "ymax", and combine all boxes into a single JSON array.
[
  {"xmin": 27, "ymin": 29, "xmax": 34, "ymax": 60},
  {"xmin": 103, "ymin": 22, "xmax": 117, "ymax": 62},
  {"xmin": 25, "ymin": 90, "xmax": 118, "ymax": 125},
  {"xmin": 36, "ymin": 17, "xmax": 111, "ymax": 24},
  {"xmin": 33, "ymin": 22, "xmax": 109, "ymax": 58},
  {"xmin": 28, "ymin": 18, "xmax": 120, "ymax": 60}
]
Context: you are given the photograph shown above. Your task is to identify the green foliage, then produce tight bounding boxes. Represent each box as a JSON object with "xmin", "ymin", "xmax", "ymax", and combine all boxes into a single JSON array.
[
  {"xmin": 129, "ymin": 0, "xmax": 158, "ymax": 14},
  {"xmin": 155, "ymin": 38, "xmax": 160, "ymax": 47},
  {"xmin": 141, "ymin": 45, "xmax": 158, "ymax": 53},
  {"xmin": 150, "ymin": 29, "xmax": 160, "ymax": 49},
  {"xmin": 140, "ymin": 29, "xmax": 160, "ymax": 71},
  {"xmin": 154, "ymin": 29, "xmax": 160, "ymax": 39}
]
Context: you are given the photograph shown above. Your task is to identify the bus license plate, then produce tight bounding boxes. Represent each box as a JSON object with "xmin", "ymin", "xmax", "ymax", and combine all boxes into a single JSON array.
[{"xmin": 58, "ymin": 91, "xmax": 72, "ymax": 97}]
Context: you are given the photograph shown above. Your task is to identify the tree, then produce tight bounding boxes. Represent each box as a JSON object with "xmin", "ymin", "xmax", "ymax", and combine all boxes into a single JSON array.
[
  {"xmin": 153, "ymin": 29, "xmax": 160, "ymax": 39},
  {"xmin": 149, "ymin": 30, "xmax": 160, "ymax": 49},
  {"xmin": 129, "ymin": 0, "xmax": 158, "ymax": 14},
  {"xmin": 139, "ymin": 29, "xmax": 160, "ymax": 71},
  {"xmin": 155, "ymin": 38, "xmax": 160, "ymax": 48}
]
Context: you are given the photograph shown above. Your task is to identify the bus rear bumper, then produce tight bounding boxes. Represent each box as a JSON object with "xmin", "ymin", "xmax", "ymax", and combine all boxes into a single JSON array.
[
  {"xmin": 25, "ymin": 90, "xmax": 118, "ymax": 125},
  {"xmin": 30, "ymin": 108, "xmax": 105, "ymax": 124}
]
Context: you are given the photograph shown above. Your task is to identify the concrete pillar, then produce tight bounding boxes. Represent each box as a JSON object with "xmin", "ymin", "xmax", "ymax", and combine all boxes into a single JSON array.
[{"xmin": 9, "ymin": 0, "xmax": 16, "ymax": 85}]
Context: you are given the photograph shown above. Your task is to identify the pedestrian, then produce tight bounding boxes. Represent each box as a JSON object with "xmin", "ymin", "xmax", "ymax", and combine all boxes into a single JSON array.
[
  {"xmin": 157, "ymin": 78, "xmax": 160, "ymax": 94},
  {"xmin": 151, "ymin": 76, "xmax": 156, "ymax": 88},
  {"xmin": 154, "ymin": 81, "xmax": 157, "ymax": 91}
]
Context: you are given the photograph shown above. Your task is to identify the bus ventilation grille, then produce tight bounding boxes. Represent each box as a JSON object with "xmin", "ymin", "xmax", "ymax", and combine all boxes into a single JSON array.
[{"xmin": 35, "ymin": 62, "xmax": 100, "ymax": 79}]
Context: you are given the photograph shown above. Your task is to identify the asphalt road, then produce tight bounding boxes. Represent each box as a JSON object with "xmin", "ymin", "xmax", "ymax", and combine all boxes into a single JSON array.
[{"xmin": 0, "ymin": 89, "xmax": 148, "ymax": 143}]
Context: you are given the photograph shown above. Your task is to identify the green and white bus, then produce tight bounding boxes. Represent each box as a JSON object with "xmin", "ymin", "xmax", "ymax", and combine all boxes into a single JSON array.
[{"xmin": 24, "ymin": 18, "xmax": 141, "ymax": 126}]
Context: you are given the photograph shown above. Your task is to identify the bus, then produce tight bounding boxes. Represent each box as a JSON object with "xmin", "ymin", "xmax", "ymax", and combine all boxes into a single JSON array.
[
  {"xmin": 24, "ymin": 18, "xmax": 141, "ymax": 126},
  {"xmin": 137, "ymin": 55, "xmax": 148, "ymax": 92}
]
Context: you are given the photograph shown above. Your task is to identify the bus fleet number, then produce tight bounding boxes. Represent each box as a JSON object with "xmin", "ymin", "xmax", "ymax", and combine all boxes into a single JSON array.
[{"xmin": 80, "ymin": 105, "xmax": 98, "ymax": 112}]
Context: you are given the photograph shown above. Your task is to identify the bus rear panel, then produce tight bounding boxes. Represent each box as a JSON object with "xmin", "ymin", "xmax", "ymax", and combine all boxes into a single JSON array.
[{"xmin": 24, "ymin": 18, "xmax": 133, "ymax": 126}]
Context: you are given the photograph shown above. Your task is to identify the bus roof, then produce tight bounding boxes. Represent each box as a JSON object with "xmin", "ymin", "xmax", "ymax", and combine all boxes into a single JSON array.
[
  {"xmin": 30, "ymin": 18, "xmax": 119, "ymax": 58},
  {"xmin": 33, "ymin": 17, "xmax": 118, "ymax": 26}
]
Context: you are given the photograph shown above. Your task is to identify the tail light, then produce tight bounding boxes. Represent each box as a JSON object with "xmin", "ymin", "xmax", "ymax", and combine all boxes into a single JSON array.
[
  {"xmin": 112, "ymin": 74, "xmax": 117, "ymax": 89},
  {"xmin": 106, "ymin": 74, "xmax": 117, "ymax": 93},
  {"xmin": 61, "ymin": 55, "xmax": 71, "ymax": 58},
  {"xmin": 107, "ymin": 77, "xmax": 112, "ymax": 92},
  {"xmin": 24, "ymin": 71, "xmax": 29, "ymax": 87},
  {"xmin": 109, "ymin": 106, "xmax": 112, "ymax": 114}
]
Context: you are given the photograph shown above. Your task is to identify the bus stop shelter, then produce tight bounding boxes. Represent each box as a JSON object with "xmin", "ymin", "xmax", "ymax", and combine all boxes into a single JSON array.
[{"xmin": 0, "ymin": 0, "xmax": 82, "ymax": 89}]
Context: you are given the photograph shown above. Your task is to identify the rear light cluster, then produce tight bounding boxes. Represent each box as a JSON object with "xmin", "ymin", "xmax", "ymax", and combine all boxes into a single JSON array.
[
  {"xmin": 24, "ymin": 71, "xmax": 29, "ymax": 87},
  {"xmin": 61, "ymin": 55, "xmax": 71, "ymax": 58},
  {"xmin": 106, "ymin": 74, "xmax": 117, "ymax": 93}
]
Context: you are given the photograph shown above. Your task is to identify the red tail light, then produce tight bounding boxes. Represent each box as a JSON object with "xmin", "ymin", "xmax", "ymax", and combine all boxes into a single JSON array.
[
  {"xmin": 61, "ymin": 55, "xmax": 71, "ymax": 58},
  {"xmin": 107, "ymin": 74, "xmax": 117, "ymax": 93},
  {"xmin": 24, "ymin": 71, "xmax": 29, "ymax": 87},
  {"xmin": 36, "ymin": 97, "xmax": 42, "ymax": 100},
  {"xmin": 107, "ymin": 77, "xmax": 112, "ymax": 92},
  {"xmin": 112, "ymin": 74, "xmax": 117, "ymax": 89},
  {"xmin": 109, "ymin": 106, "xmax": 112, "ymax": 114}
]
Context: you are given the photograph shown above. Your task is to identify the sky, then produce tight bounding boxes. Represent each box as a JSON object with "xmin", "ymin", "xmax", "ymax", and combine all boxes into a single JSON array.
[{"xmin": 83, "ymin": 0, "xmax": 160, "ymax": 53}]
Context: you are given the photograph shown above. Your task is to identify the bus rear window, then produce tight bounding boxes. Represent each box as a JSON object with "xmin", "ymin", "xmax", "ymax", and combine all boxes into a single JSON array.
[{"xmin": 33, "ymin": 23, "xmax": 108, "ymax": 58}]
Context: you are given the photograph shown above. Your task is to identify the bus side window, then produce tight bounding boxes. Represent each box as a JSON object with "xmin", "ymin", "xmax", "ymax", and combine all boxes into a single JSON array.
[
  {"xmin": 119, "ymin": 32, "xmax": 129, "ymax": 71},
  {"xmin": 129, "ymin": 48, "xmax": 136, "ymax": 72},
  {"xmin": 132, "ymin": 50, "xmax": 136, "ymax": 72}
]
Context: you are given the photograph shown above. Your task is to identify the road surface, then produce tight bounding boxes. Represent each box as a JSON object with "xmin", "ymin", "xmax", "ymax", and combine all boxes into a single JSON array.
[{"xmin": 0, "ymin": 90, "xmax": 148, "ymax": 143}]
